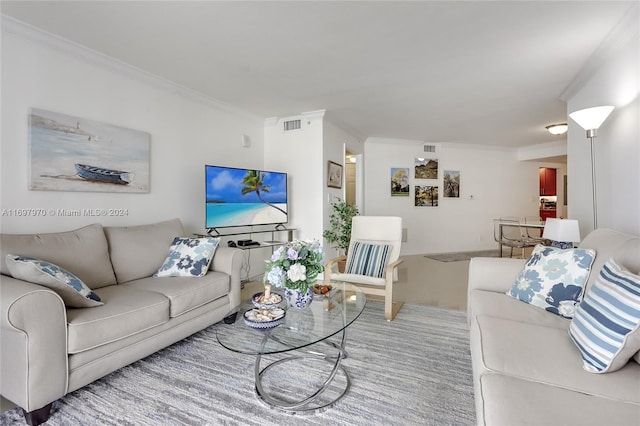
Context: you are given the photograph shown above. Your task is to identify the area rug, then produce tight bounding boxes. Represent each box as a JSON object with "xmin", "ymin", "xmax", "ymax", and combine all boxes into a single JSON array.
[
  {"xmin": 424, "ymin": 250, "xmax": 500, "ymax": 262},
  {"xmin": 0, "ymin": 302, "xmax": 475, "ymax": 425}
]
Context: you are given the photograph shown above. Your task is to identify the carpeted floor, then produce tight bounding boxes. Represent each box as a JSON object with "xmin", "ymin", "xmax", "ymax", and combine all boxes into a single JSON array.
[
  {"xmin": 0, "ymin": 302, "xmax": 475, "ymax": 425},
  {"xmin": 424, "ymin": 250, "xmax": 500, "ymax": 262}
]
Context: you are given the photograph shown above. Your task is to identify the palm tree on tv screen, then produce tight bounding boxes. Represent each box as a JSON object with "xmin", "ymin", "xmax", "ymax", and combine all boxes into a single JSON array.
[{"xmin": 241, "ymin": 170, "xmax": 286, "ymax": 215}]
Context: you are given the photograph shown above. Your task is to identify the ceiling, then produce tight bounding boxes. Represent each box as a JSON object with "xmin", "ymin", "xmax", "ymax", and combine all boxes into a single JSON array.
[{"xmin": 1, "ymin": 1, "xmax": 635, "ymax": 147}]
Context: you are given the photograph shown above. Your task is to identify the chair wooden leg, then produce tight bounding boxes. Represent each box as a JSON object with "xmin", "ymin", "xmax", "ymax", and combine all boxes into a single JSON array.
[
  {"xmin": 384, "ymin": 300, "xmax": 404, "ymax": 321},
  {"xmin": 384, "ymin": 278, "xmax": 403, "ymax": 321}
]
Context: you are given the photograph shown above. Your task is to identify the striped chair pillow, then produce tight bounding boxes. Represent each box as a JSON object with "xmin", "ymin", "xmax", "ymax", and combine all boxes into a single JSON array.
[
  {"xmin": 345, "ymin": 242, "xmax": 392, "ymax": 279},
  {"xmin": 569, "ymin": 259, "xmax": 640, "ymax": 373}
]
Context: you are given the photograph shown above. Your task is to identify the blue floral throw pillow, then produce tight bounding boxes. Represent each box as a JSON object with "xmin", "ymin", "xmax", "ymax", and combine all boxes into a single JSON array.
[
  {"xmin": 154, "ymin": 237, "xmax": 220, "ymax": 277},
  {"xmin": 506, "ymin": 244, "xmax": 596, "ymax": 318},
  {"xmin": 5, "ymin": 254, "xmax": 103, "ymax": 308}
]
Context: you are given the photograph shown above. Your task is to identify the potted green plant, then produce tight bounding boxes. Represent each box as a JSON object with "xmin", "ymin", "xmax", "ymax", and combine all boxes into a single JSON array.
[{"xmin": 323, "ymin": 198, "xmax": 359, "ymax": 271}]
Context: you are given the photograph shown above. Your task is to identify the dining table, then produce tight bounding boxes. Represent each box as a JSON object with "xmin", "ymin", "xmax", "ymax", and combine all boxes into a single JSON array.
[{"xmin": 494, "ymin": 219, "xmax": 546, "ymax": 257}]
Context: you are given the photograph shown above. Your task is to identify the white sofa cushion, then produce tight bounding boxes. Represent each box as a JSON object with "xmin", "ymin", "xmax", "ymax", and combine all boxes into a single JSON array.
[
  {"xmin": 104, "ymin": 218, "xmax": 184, "ymax": 283},
  {"xmin": 473, "ymin": 314, "xmax": 640, "ymax": 404},
  {"xmin": 579, "ymin": 229, "xmax": 639, "ymax": 293},
  {"xmin": 1, "ymin": 223, "xmax": 116, "ymax": 289},
  {"xmin": 479, "ymin": 373, "xmax": 640, "ymax": 426},
  {"xmin": 123, "ymin": 271, "xmax": 229, "ymax": 318},
  {"xmin": 469, "ymin": 289, "xmax": 570, "ymax": 330},
  {"xmin": 66, "ymin": 285, "xmax": 170, "ymax": 354}
]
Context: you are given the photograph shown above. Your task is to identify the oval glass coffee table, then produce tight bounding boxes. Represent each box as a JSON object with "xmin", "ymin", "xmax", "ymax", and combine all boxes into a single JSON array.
[{"xmin": 216, "ymin": 282, "xmax": 366, "ymax": 413}]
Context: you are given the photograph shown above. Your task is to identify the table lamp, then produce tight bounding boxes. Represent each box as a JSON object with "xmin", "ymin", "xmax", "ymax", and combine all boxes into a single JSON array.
[{"xmin": 543, "ymin": 218, "xmax": 581, "ymax": 249}]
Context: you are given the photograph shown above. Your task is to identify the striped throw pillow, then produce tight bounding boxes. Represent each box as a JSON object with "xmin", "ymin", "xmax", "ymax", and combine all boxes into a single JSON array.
[
  {"xmin": 569, "ymin": 259, "xmax": 640, "ymax": 373},
  {"xmin": 346, "ymin": 242, "xmax": 392, "ymax": 278}
]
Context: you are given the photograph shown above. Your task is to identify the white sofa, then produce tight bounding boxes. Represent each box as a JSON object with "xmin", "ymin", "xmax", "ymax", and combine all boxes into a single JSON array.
[
  {"xmin": 1, "ymin": 218, "xmax": 243, "ymax": 425},
  {"xmin": 467, "ymin": 228, "xmax": 640, "ymax": 425}
]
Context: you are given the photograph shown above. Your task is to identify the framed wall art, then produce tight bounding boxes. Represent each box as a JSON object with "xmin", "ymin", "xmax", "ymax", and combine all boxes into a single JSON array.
[
  {"xmin": 415, "ymin": 157, "xmax": 438, "ymax": 179},
  {"xmin": 327, "ymin": 160, "xmax": 343, "ymax": 189},
  {"xmin": 443, "ymin": 170, "xmax": 460, "ymax": 198},
  {"xmin": 415, "ymin": 185, "xmax": 438, "ymax": 206},
  {"xmin": 390, "ymin": 167, "xmax": 409, "ymax": 197},
  {"xmin": 29, "ymin": 108, "xmax": 150, "ymax": 193}
]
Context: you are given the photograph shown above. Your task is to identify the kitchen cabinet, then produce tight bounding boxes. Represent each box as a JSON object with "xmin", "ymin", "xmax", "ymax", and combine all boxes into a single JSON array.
[
  {"xmin": 539, "ymin": 168, "xmax": 557, "ymax": 196},
  {"xmin": 540, "ymin": 209, "xmax": 556, "ymax": 221}
]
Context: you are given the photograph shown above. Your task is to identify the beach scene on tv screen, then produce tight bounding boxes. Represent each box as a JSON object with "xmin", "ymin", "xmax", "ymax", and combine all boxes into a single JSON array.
[{"xmin": 206, "ymin": 167, "xmax": 287, "ymax": 228}]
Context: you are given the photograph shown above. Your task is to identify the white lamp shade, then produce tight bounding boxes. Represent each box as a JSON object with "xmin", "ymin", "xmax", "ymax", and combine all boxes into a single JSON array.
[
  {"xmin": 543, "ymin": 218, "xmax": 581, "ymax": 243},
  {"xmin": 569, "ymin": 106, "xmax": 614, "ymax": 130}
]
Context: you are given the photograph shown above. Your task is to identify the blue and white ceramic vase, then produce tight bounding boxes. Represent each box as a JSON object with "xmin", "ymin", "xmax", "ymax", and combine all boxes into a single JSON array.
[{"xmin": 284, "ymin": 287, "xmax": 314, "ymax": 309}]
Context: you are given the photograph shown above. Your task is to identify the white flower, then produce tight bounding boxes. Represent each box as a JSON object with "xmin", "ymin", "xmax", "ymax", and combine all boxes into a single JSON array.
[
  {"xmin": 558, "ymin": 300, "xmax": 577, "ymax": 318},
  {"xmin": 287, "ymin": 263, "xmax": 307, "ymax": 282},
  {"xmin": 271, "ymin": 246, "xmax": 284, "ymax": 261}
]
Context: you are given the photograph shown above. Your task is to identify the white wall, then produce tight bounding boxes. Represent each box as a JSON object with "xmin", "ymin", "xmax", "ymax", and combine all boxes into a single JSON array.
[
  {"xmin": 322, "ymin": 119, "xmax": 361, "ymax": 259},
  {"xmin": 1, "ymin": 20, "xmax": 265, "ymax": 235},
  {"xmin": 363, "ymin": 138, "xmax": 548, "ymax": 255},
  {"xmin": 264, "ymin": 111, "xmax": 325, "ymax": 242},
  {"xmin": 263, "ymin": 112, "xmax": 361, "ymax": 261},
  {"xmin": 566, "ymin": 9, "xmax": 640, "ymax": 236}
]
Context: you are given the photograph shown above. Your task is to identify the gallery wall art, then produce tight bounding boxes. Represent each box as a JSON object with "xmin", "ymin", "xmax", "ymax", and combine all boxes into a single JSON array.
[
  {"xmin": 390, "ymin": 167, "xmax": 409, "ymax": 196},
  {"xmin": 29, "ymin": 108, "xmax": 150, "ymax": 193},
  {"xmin": 415, "ymin": 157, "xmax": 438, "ymax": 179},
  {"xmin": 443, "ymin": 170, "xmax": 460, "ymax": 198},
  {"xmin": 415, "ymin": 185, "xmax": 438, "ymax": 207}
]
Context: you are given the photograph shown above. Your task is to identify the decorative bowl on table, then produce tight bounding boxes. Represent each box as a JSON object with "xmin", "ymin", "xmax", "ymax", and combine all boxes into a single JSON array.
[
  {"xmin": 243, "ymin": 307, "xmax": 286, "ymax": 329},
  {"xmin": 313, "ymin": 284, "xmax": 333, "ymax": 296},
  {"xmin": 251, "ymin": 291, "xmax": 283, "ymax": 309}
]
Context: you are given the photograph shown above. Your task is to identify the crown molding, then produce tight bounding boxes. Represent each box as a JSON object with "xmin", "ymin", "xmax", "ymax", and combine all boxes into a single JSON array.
[
  {"xmin": 1, "ymin": 15, "xmax": 265, "ymax": 124},
  {"xmin": 560, "ymin": 3, "xmax": 639, "ymax": 102}
]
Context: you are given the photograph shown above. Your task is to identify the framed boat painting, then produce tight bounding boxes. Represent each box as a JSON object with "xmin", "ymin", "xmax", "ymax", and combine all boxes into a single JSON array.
[{"xmin": 28, "ymin": 108, "xmax": 150, "ymax": 193}]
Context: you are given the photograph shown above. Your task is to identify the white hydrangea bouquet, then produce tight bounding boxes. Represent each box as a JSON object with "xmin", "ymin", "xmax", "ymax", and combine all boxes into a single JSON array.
[{"xmin": 263, "ymin": 239, "xmax": 324, "ymax": 294}]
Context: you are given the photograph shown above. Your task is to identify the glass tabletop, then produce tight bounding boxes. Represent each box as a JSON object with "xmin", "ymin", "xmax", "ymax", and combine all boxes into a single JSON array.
[{"xmin": 216, "ymin": 282, "xmax": 366, "ymax": 355}]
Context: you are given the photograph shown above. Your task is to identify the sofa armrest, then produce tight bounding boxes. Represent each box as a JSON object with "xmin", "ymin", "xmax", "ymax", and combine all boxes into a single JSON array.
[
  {"xmin": 209, "ymin": 247, "xmax": 244, "ymax": 312},
  {"xmin": 468, "ymin": 257, "xmax": 525, "ymax": 294},
  {"xmin": 1, "ymin": 275, "xmax": 68, "ymax": 412}
]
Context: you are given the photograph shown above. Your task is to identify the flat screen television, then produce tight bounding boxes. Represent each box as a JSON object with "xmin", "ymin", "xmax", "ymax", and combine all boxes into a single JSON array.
[{"xmin": 205, "ymin": 165, "xmax": 288, "ymax": 230}]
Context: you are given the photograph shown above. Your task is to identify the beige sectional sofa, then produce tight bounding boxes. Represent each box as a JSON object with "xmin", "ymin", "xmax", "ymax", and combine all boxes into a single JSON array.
[
  {"xmin": 468, "ymin": 228, "xmax": 640, "ymax": 425},
  {"xmin": 0, "ymin": 218, "xmax": 243, "ymax": 425}
]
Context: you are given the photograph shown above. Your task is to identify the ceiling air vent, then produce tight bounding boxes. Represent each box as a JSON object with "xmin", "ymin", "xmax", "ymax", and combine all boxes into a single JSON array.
[
  {"xmin": 423, "ymin": 144, "xmax": 436, "ymax": 153},
  {"xmin": 283, "ymin": 119, "xmax": 301, "ymax": 131}
]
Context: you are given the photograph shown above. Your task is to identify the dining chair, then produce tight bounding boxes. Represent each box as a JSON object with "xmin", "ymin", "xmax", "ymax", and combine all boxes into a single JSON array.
[
  {"xmin": 494, "ymin": 217, "xmax": 539, "ymax": 258},
  {"xmin": 324, "ymin": 216, "xmax": 404, "ymax": 321},
  {"xmin": 524, "ymin": 216, "xmax": 546, "ymax": 240}
]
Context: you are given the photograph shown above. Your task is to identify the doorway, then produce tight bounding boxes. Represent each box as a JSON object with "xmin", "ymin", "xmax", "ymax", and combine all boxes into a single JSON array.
[{"xmin": 345, "ymin": 151, "xmax": 363, "ymax": 211}]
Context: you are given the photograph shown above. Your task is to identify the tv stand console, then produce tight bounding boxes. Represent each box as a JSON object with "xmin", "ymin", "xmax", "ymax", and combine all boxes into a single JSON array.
[
  {"xmin": 196, "ymin": 226, "xmax": 296, "ymax": 251},
  {"xmin": 196, "ymin": 226, "xmax": 297, "ymax": 284}
]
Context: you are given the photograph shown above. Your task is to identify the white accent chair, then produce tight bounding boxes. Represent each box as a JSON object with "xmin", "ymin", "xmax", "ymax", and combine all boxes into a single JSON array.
[{"xmin": 324, "ymin": 216, "xmax": 404, "ymax": 321}]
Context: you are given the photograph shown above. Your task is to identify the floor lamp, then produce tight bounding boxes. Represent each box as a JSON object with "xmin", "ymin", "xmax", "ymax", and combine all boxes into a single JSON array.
[{"xmin": 568, "ymin": 106, "xmax": 614, "ymax": 230}]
